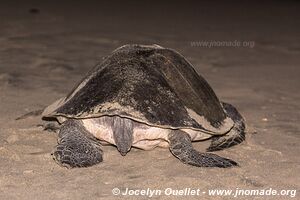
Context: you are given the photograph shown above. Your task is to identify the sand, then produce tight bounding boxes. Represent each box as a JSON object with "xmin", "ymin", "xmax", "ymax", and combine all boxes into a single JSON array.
[{"xmin": 0, "ymin": 1, "xmax": 299, "ymax": 199}]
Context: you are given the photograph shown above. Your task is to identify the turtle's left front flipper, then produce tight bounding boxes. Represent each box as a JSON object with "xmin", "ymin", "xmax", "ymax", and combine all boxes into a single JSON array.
[
  {"xmin": 53, "ymin": 120, "xmax": 103, "ymax": 168},
  {"xmin": 207, "ymin": 102, "xmax": 245, "ymax": 152},
  {"xmin": 168, "ymin": 130, "xmax": 238, "ymax": 168}
]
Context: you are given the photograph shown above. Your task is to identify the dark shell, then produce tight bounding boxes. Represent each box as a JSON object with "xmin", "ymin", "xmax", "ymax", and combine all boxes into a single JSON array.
[{"xmin": 43, "ymin": 44, "xmax": 233, "ymax": 133}]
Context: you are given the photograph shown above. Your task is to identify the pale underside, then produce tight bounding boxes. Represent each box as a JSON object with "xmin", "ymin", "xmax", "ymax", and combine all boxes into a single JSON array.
[
  {"xmin": 43, "ymin": 97, "xmax": 233, "ymax": 135},
  {"xmin": 81, "ymin": 116, "xmax": 213, "ymax": 150}
]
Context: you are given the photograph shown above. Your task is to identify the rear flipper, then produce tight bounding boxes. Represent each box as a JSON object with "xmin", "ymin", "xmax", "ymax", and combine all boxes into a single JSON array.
[
  {"xmin": 207, "ymin": 102, "xmax": 245, "ymax": 152},
  {"xmin": 169, "ymin": 130, "xmax": 238, "ymax": 168},
  {"xmin": 53, "ymin": 120, "xmax": 103, "ymax": 168}
]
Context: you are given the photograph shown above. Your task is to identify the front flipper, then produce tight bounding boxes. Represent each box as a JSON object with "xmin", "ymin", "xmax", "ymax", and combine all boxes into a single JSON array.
[
  {"xmin": 207, "ymin": 102, "xmax": 245, "ymax": 152},
  {"xmin": 53, "ymin": 120, "xmax": 103, "ymax": 168},
  {"xmin": 168, "ymin": 130, "xmax": 238, "ymax": 168}
]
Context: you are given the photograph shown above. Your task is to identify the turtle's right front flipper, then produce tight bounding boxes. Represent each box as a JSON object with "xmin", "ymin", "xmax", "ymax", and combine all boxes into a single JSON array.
[
  {"xmin": 53, "ymin": 120, "xmax": 103, "ymax": 168},
  {"xmin": 207, "ymin": 102, "xmax": 245, "ymax": 152},
  {"xmin": 168, "ymin": 130, "xmax": 238, "ymax": 168}
]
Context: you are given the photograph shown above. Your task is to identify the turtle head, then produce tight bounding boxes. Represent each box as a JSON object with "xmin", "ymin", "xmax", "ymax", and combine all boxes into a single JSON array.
[{"xmin": 112, "ymin": 116, "xmax": 133, "ymax": 156}]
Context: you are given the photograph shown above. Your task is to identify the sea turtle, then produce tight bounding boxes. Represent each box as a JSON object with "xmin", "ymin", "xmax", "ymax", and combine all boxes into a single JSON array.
[{"xmin": 42, "ymin": 44, "xmax": 245, "ymax": 168}]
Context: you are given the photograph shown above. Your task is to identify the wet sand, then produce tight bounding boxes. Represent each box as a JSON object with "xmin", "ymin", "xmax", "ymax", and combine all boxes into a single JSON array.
[{"xmin": 0, "ymin": 1, "xmax": 299, "ymax": 199}]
